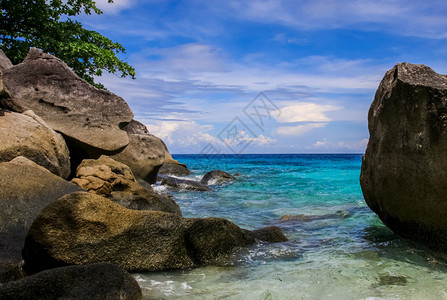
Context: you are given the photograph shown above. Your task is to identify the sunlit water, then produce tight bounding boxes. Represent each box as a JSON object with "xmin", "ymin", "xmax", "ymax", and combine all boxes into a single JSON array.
[{"xmin": 135, "ymin": 154, "xmax": 447, "ymax": 299}]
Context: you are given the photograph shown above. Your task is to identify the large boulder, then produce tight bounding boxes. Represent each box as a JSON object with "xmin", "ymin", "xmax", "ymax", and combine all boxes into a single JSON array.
[
  {"xmin": 123, "ymin": 119, "xmax": 150, "ymax": 135},
  {"xmin": 22, "ymin": 192, "xmax": 287, "ymax": 273},
  {"xmin": 0, "ymin": 110, "xmax": 70, "ymax": 178},
  {"xmin": 0, "ymin": 48, "xmax": 133, "ymax": 158},
  {"xmin": 72, "ymin": 155, "xmax": 181, "ymax": 215},
  {"xmin": 123, "ymin": 119, "xmax": 191, "ymax": 176},
  {"xmin": 0, "ymin": 49, "xmax": 13, "ymax": 72},
  {"xmin": 110, "ymin": 134, "xmax": 165, "ymax": 184},
  {"xmin": 0, "ymin": 263, "xmax": 142, "ymax": 300},
  {"xmin": 360, "ymin": 62, "xmax": 447, "ymax": 250},
  {"xmin": 200, "ymin": 170, "xmax": 235, "ymax": 185},
  {"xmin": 0, "ymin": 157, "xmax": 82, "ymax": 282}
]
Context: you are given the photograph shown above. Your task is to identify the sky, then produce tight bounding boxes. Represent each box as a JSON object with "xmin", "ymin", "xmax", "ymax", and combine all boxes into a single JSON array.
[{"xmin": 78, "ymin": 0, "xmax": 447, "ymax": 154}]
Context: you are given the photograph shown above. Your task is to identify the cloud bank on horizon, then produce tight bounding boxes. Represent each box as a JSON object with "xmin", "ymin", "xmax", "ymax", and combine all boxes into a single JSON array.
[{"xmin": 84, "ymin": 0, "xmax": 447, "ymax": 154}]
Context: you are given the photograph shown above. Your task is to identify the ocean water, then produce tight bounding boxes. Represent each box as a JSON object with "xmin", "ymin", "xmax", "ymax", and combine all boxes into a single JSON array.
[{"xmin": 135, "ymin": 154, "xmax": 447, "ymax": 299}]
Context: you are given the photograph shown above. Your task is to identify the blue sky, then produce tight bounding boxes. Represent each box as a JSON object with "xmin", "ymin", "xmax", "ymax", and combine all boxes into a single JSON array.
[{"xmin": 80, "ymin": 0, "xmax": 447, "ymax": 154}]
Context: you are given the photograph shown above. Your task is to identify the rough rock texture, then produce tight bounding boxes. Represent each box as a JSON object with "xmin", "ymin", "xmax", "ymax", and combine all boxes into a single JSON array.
[
  {"xmin": 0, "ymin": 157, "xmax": 82, "ymax": 282},
  {"xmin": 360, "ymin": 62, "xmax": 447, "ymax": 250},
  {"xmin": 0, "ymin": 110, "xmax": 70, "ymax": 178},
  {"xmin": 123, "ymin": 119, "xmax": 150, "ymax": 135},
  {"xmin": 159, "ymin": 162, "xmax": 191, "ymax": 176},
  {"xmin": 200, "ymin": 170, "xmax": 236, "ymax": 185},
  {"xmin": 72, "ymin": 156, "xmax": 181, "ymax": 215},
  {"xmin": 161, "ymin": 176, "xmax": 211, "ymax": 191},
  {"xmin": 0, "ymin": 263, "xmax": 142, "ymax": 300},
  {"xmin": 0, "ymin": 49, "xmax": 13, "ymax": 72},
  {"xmin": 0, "ymin": 48, "xmax": 133, "ymax": 157},
  {"xmin": 110, "ymin": 134, "xmax": 165, "ymax": 184},
  {"xmin": 22, "ymin": 192, "xmax": 286, "ymax": 273}
]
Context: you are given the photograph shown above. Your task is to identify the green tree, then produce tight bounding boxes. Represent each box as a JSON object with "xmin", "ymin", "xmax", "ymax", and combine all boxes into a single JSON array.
[{"xmin": 0, "ymin": 0, "xmax": 135, "ymax": 88}]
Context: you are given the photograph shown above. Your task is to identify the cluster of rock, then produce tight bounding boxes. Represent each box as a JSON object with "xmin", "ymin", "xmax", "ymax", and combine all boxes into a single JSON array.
[
  {"xmin": 361, "ymin": 63, "xmax": 447, "ymax": 251},
  {"xmin": 0, "ymin": 49, "xmax": 287, "ymax": 298}
]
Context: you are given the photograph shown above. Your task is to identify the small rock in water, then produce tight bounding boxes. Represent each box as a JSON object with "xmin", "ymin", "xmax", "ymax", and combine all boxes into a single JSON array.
[
  {"xmin": 200, "ymin": 170, "xmax": 235, "ymax": 185},
  {"xmin": 161, "ymin": 176, "xmax": 211, "ymax": 191},
  {"xmin": 377, "ymin": 274, "xmax": 408, "ymax": 286}
]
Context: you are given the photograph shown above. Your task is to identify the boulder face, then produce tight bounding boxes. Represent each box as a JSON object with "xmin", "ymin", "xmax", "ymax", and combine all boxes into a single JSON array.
[
  {"xmin": 0, "ymin": 263, "xmax": 142, "ymax": 300},
  {"xmin": 71, "ymin": 155, "xmax": 182, "ymax": 215},
  {"xmin": 0, "ymin": 48, "xmax": 133, "ymax": 156},
  {"xmin": 159, "ymin": 162, "xmax": 191, "ymax": 176},
  {"xmin": 0, "ymin": 110, "xmax": 70, "ymax": 178},
  {"xmin": 22, "ymin": 192, "xmax": 286, "ymax": 273},
  {"xmin": 110, "ymin": 134, "xmax": 165, "ymax": 184},
  {"xmin": 0, "ymin": 49, "xmax": 13, "ymax": 72},
  {"xmin": 123, "ymin": 119, "xmax": 150, "ymax": 135},
  {"xmin": 0, "ymin": 157, "xmax": 82, "ymax": 282},
  {"xmin": 201, "ymin": 170, "xmax": 235, "ymax": 185},
  {"xmin": 360, "ymin": 62, "xmax": 447, "ymax": 250}
]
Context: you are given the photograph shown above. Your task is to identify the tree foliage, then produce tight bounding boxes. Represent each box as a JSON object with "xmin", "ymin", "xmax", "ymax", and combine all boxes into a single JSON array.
[{"xmin": 0, "ymin": 0, "xmax": 135, "ymax": 88}]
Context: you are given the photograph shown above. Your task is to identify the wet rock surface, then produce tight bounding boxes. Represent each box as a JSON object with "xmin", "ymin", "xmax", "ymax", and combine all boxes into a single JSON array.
[
  {"xmin": 361, "ymin": 62, "xmax": 447, "ymax": 251},
  {"xmin": 0, "ymin": 263, "xmax": 142, "ymax": 300},
  {"xmin": 22, "ymin": 192, "xmax": 286, "ymax": 273}
]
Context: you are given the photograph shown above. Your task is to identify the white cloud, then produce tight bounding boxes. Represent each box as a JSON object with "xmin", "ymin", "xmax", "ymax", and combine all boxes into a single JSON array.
[
  {"xmin": 275, "ymin": 103, "xmax": 341, "ymax": 123},
  {"xmin": 222, "ymin": 131, "xmax": 276, "ymax": 147},
  {"xmin": 226, "ymin": 0, "xmax": 447, "ymax": 39},
  {"xmin": 276, "ymin": 123, "xmax": 327, "ymax": 136},
  {"xmin": 311, "ymin": 138, "xmax": 369, "ymax": 152},
  {"xmin": 337, "ymin": 138, "xmax": 369, "ymax": 151},
  {"xmin": 314, "ymin": 138, "xmax": 329, "ymax": 148},
  {"xmin": 145, "ymin": 119, "xmax": 217, "ymax": 147}
]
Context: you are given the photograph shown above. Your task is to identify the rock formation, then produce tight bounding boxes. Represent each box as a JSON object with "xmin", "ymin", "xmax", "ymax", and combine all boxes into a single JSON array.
[
  {"xmin": 72, "ymin": 155, "xmax": 181, "ymax": 215},
  {"xmin": 22, "ymin": 192, "xmax": 287, "ymax": 273},
  {"xmin": 0, "ymin": 48, "xmax": 133, "ymax": 159},
  {"xmin": 110, "ymin": 134, "xmax": 165, "ymax": 184},
  {"xmin": 123, "ymin": 119, "xmax": 150, "ymax": 135},
  {"xmin": 0, "ymin": 110, "xmax": 70, "ymax": 178},
  {"xmin": 0, "ymin": 157, "xmax": 82, "ymax": 282},
  {"xmin": 200, "ymin": 170, "xmax": 235, "ymax": 185},
  {"xmin": 360, "ymin": 62, "xmax": 447, "ymax": 250},
  {"xmin": 0, "ymin": 263, "xmax": 142, "ymax": 300},
  {"xmin": 0, "ymin": 49, "xmax": 13, "ymax": 72}
]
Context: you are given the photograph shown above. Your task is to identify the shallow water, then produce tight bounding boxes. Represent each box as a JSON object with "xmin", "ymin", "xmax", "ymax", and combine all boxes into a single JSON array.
[{"xmin": 136, "ymin": 154, "xmax": 447, "ymax": 299}]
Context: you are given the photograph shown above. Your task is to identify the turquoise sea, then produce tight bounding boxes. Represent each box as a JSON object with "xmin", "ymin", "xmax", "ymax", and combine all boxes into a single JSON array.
[{"xmin": 135, "ymin": 154, "xmax": 447, "ymax": 299}]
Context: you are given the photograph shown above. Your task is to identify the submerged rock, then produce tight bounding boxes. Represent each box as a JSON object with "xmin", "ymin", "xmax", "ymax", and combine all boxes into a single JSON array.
[
  {"xmin": 200, "ymin": 170, "xmax": 235, "ymax": 185},
  {"xmin": 0, "ymin": 157, "xmax": 82, "ymax": 282},
  {"xmin": 72, "ymin": 155, "xmax": 181, "ymax": 215},
  {"xmin": 0, "ymin": 48, "xmax": 133, "ymax": 157},
  {"xmin": 110, "ymin": 134, "xmax": 165, "ymax": 184},
  {"xmin": 360, "ymin": 62, "xmax": 447, "ymax": 251},
  {"xmin": 161, "ymin": 176, "xmax": 211, "ymax": 191},
  {"xmin": 0, "ymin": 263, "xmax": 142, "ymax": 300},
  {"xmin": 0, "ymin": 110, "xmax": 70, "ymax": 178},
  {"xmin": 22, "ymin": 192, "xmax": 286, "ymax": 273}
]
